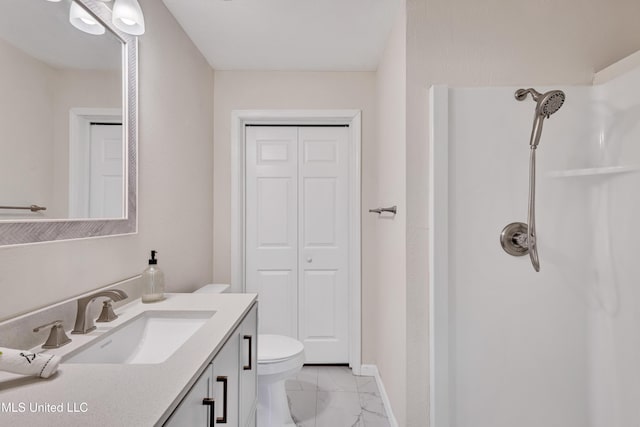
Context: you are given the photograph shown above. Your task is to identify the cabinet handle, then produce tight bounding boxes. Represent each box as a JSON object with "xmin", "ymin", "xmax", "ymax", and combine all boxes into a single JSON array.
[
  {"xmin": 202, "ymin": 398, "xmax": 215, "ymax": 427},
  {"xmin": 243, "ymin": 335, "xmax": 253, "ymax": 371},
  {"xmin": 216, "ymin": 376, "xmax": 228, "ymax": 424}
]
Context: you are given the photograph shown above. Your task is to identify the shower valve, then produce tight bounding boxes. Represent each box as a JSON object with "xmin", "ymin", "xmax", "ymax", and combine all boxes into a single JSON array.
[{"xmin": 500, "ymin": 222, "xmax": 529, "ymax": 257}]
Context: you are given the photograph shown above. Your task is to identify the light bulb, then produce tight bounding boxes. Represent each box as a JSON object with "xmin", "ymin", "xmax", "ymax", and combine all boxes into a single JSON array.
[
  {"xmin": 80, "ymin": 17, "xmax": 97, "ymax": 26},
  {"xmin": 69, "ymin": 2, "xmax": 105, "ymax": 35},
  {"xmin": 112, "ymin": 0, "xmax": 145, "ymax": 35}
]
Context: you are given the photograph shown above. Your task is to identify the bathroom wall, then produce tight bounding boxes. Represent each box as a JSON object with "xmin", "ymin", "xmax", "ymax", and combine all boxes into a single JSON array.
[
  {"xmin": 0, "ymin": 0, "xmax": 214, "ymax": 321},
  {"xmin": 587, "ymin": 62, "xmax": 640, "ymax": 427},
  {"xmin": 405, "ymin": 0, "xmax": 640, "ymax": 424},
  {"xmin": 373, "ymin": 5, "xmax": 407, "ymax": 426},
  {"xmin": 0, "ymin": 39, "xmax": 120, "ymax": 220},
  {"xmin": 51, "ymin": 69, "xmax": 121, "ymax": 217},
  {"xmin": 433, "ymin": 57, "xmax": 640, "ymax": 427},
  {"xmin": 211, "ymin": 70, "xmax": 377, "ymax": 360},
  {"xmin": 0, "ymin": 38, "xmax": 55, "ymax": 220},
  {"xmin": 442, "ymin": 85, "xmax": 593, "ymax": 427}
]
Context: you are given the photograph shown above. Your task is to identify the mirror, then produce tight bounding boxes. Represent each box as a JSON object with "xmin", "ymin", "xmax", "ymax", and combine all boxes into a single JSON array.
[{"xmin": 0, "ymin": 0, "xmax": 138, "ymax": 246}]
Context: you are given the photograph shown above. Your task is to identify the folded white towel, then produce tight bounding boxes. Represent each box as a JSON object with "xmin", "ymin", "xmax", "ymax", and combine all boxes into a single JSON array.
[{"xmin": 0, "ymin": 347, "xmax": 60, "ymax": 379}]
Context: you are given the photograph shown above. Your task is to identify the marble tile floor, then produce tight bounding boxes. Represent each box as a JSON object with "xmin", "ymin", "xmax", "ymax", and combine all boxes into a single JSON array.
[{"xmin": 286, "ymin": 365, "xmax": 390, "ymax": 427}]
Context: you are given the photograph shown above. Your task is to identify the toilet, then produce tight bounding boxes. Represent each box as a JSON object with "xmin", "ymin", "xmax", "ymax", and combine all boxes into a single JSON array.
[{"xmin": 194, "ymin": 284, "xmax": 305, "ymax": 427}]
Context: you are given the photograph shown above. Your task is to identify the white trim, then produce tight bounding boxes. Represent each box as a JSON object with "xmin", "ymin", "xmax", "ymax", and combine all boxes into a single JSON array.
[
  {"xmin": 360, "ymin": 364, "xmax": 399, "ymax": 427},
  {"xmin": 429, "ymin": 86, "xmax": 450, "ymax": 427},
  {"xmin": 69, "ymin": 108, "xmax": 123, "ymax": 218},
  {"xmin": 230, "ymin": 109, "xmax": 362, "ymax": 374}
]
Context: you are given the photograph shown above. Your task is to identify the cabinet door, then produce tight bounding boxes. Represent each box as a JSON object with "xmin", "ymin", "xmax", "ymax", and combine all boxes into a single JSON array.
[
  {"xmin": 239, "ymin": 304, "xmax": 258, "ymax": 426},
  {"xmin": 212, "ymin": 332, "xmax": 239, "ymax": 426},
  {"xmin": 164, "ymin": 364, "xmax": 214, "ymax": 427}
]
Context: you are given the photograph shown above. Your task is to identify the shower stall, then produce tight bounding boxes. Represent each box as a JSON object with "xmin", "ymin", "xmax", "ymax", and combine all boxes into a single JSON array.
[{"xmin": 429, "ymin": 54, "xmax": 640, "ymax": 427}]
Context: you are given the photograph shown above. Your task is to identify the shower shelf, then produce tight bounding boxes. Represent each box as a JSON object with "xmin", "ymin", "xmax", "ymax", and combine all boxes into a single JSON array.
[{"xmin": 547, "ymin": 165, "xmax": 640, "ymax": 178}]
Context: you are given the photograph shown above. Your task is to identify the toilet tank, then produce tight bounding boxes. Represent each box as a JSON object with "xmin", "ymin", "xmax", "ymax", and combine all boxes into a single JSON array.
[{"xmin": 193, "ymin": 284, "xmax": 230, "ymax": 294}]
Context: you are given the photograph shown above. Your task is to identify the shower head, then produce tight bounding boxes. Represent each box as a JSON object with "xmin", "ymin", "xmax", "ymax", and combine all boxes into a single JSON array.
[
  {"xmin": 515, "ymin": 88, "xmax": 566, "ymax": 148},
  {"xmin": 538, "ymin": 90, "xmax": 565, "ymax": 117}
]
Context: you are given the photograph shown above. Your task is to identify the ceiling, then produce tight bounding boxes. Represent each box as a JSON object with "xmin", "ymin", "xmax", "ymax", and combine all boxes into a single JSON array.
[
  {"xmin": 0, "ymin": 0, "xmax": 120, "ymax": 70},
  {"xmin": 162, "ymin": 0, "xmax": 401, "ymax": 71}
]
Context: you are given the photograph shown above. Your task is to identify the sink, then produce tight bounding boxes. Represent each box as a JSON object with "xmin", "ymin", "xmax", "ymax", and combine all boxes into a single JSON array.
[{"xmin": 65, "ymin": 310, "xmax": 215, "ymax": 364}]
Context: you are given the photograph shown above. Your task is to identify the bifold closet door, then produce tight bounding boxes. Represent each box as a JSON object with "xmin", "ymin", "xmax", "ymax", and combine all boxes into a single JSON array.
[
  {"xmin": 245, "ymin": 126, "xmax": 299, "ymax": 339},
  {"xmin": 245, "ymin": 125, "xmax": 349, "ymax": 363},
  {"xmin": 297, "ymin": 127, "xmax": 349, "ymax": 363}
]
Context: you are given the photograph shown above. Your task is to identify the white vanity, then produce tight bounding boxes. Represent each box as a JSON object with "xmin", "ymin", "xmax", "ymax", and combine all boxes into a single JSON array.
[{"xmin": 0, "ymin": 293, "xmax": 258, "ymax": 426}]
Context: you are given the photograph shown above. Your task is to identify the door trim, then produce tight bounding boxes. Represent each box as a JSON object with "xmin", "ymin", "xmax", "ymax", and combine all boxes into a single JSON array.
[
  {"xmin": 69, "ymin": 108, "xmax": 123, "ymax": 218},
  {"xmin": 230, "ymin": 109, "xmax": 362, "ymax": 374}
]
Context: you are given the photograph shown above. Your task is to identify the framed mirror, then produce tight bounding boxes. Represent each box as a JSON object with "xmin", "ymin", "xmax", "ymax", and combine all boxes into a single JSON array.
[{"xmin": 0, "ymin": 0, "xmax": 137, "ymax": 246}]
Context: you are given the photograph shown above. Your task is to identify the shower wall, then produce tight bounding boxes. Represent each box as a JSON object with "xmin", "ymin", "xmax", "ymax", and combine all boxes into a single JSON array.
[{"xmin": 434, "ymin": 59, "xmax": 640, "ymax": 427}]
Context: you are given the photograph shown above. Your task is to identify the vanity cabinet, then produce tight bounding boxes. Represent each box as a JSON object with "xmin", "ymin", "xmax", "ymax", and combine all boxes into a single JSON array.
[
  {"xmin": 163, "ymin": 363, "xmax": 214, "ymax": 426},
  {"xmin": 239, "ymin": 305, "xmax": 258, "ymax": 427},
  {"xmin": 164, "ymin": 303, "xmax": 257, "ymax": 427}
]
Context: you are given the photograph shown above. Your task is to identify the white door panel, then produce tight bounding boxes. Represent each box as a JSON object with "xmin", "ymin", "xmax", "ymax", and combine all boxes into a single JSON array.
[
  {"xmin": 255, "ymin": 270, "xmax": 297, "ymax": 337},
  {"xmin": 245, "ymin": 126, "xmax": 349, "ymax": 362},
  {"xmin": 89, "ymin": 124, "xmax": 123, "ymax": 218},
  {"xmin": 298, "ymin": 127, "xmax": 349, "ymax": 363},
  {"xmin": 245, "ymin": 127, "xmax": 298, "ymax": 339}
]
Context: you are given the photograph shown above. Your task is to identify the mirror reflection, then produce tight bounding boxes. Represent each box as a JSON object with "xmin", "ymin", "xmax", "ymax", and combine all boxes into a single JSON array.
[{"xmin": 0, "ymin": 0, "xmax": 123, "ymax": 220}]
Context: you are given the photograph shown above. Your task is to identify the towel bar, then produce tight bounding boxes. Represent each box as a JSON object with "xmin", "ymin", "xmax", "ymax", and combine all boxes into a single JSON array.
[{"xmin": 0, "ymin": 205, "xmax": 47, "ymax": 212}]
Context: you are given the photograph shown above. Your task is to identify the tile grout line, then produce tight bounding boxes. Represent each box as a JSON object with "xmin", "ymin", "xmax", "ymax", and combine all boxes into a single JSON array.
[{"xmin": 313, "ymin": 367, "xmax": 319, "ymax": 427}]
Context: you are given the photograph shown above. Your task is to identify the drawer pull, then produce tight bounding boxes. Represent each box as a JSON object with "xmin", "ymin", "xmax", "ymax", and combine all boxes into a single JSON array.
[
  {"xmin": 202, "ymin": 398, "xmax": 215, "ymax": 427},
  {"xmin": 216, "ymin": 376, "xmax": 228, "ymax": 423},
  {"xmin": 243, "ymin": 335, "xmax": 253, "ymax": 371}
]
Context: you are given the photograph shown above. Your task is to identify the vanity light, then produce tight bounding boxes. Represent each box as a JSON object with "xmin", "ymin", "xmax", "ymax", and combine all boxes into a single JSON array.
[
  {"xmin": 69, "ymin": 2, "xmax": 106, "ymax": 35},
  {"xmin": 68, "ymin": 0, "xmax": 145, "ymax": 37},
  {"xmin": 112, "ymin": 0, "xmax": 145, "ymax": 36}
]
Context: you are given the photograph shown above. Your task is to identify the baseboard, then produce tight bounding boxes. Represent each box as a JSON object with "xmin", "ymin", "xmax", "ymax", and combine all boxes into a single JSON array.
[{"xmin": 360, "ymin": 364, "xmax": 399, "ymax": 427}]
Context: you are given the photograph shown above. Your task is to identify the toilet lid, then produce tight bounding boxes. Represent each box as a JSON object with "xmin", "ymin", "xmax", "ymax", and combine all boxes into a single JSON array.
[{"xmin": 258, "ymin": 334, "xmax": 304, "ymax": 363}]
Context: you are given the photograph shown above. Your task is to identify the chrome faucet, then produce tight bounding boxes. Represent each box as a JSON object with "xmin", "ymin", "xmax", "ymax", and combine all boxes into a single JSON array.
[{"xmin": 72, "ymin": 289, "xmax": 128, "ymax": 334}]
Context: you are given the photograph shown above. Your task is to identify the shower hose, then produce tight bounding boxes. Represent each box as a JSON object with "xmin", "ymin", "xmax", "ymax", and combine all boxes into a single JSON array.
[{"xmin": 528, "ymin": 147, "xmax": 540, "ymax": 272}]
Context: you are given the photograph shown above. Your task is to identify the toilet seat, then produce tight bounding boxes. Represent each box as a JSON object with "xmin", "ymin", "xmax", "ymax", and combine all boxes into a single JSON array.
[
  {"xmin": 259, "ymin": 334, "xmax": 304, "ymax": 363},
  {"xmin": 258, "ymin": 334, "xmax": 305, "ymax": 377}
]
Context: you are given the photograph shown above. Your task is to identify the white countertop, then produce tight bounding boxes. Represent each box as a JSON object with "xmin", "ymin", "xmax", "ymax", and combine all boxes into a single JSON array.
[{"xmin": 0, "ymin": 292, "xmax": 257, "ymax": 426}]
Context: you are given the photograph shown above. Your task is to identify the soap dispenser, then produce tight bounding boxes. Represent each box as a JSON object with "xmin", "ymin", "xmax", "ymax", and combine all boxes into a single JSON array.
[{"xmin": 142, "ymin": 250, "xmax": 165, "ymax": 303}]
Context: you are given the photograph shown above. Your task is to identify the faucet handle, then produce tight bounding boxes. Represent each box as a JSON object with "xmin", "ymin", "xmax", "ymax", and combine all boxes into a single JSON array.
[
  {"xmin": 33, "ymin": 320, "xmax": 71, "ymax": 349},
  {"xmin": 96, "ymin": 301, "xmax": 119, "ymax": 323}
]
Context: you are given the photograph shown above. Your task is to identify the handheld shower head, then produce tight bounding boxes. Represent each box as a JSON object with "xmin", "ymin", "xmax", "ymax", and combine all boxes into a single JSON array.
[
  {"xmin": 538, "ymin": 90, "xmax": 565, "ymax": 117},
  {"xmin": 515, "ymin": 88, "xmax": 565, "ymax": 148}
]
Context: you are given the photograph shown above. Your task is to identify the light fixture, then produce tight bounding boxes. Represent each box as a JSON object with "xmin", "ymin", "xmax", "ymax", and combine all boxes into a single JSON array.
[
  {"xmin": 69, "ymin": 2, "xmax": 106, "ymax": 35},
  {"xmin": 112, "ymin": 0, "xmax": 145, "ymax": 36},
  {"xmin": 68, "ymin": 0, "xmax": 145, "ymax": 36}
]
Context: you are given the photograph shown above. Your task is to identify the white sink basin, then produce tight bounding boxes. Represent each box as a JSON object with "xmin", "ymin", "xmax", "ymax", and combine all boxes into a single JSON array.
[{"xmin": 65, "ymin": 310, "xmax": 215, "ymax": 364}]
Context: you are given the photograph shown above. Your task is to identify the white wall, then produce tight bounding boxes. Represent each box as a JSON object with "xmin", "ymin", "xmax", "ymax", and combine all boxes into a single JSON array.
[
  {"xmin": 407, "ymin": 0, "xmax": 640, "ymax": 425},
  {"xmin": 211, "ymin": 70, "xmax": 378, "ymax": 361},
  {"xmin": 435, "ymin": 60, "xmax": 640, "ymax": 427},
  {"xmin": 0, "ymin": 38, "xmax": 55, "ymax": 220},
  {"xmin": 374, "ymin": 5, "xmax": 407, "ymax": 426},
  {"xmin": 0, "ymin": 0, "xmax": 214, "ymax": 321},
  {"xmin": 443, "ymin": 85, "xmax": 593, "ymax": 427},
  {"xmin": 0, "ymin": 39, "xmax": 120, "ymax": 220},
  {"xmin": 588, "ymin": 64, "xmax": 640, "ymax": 427}
]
